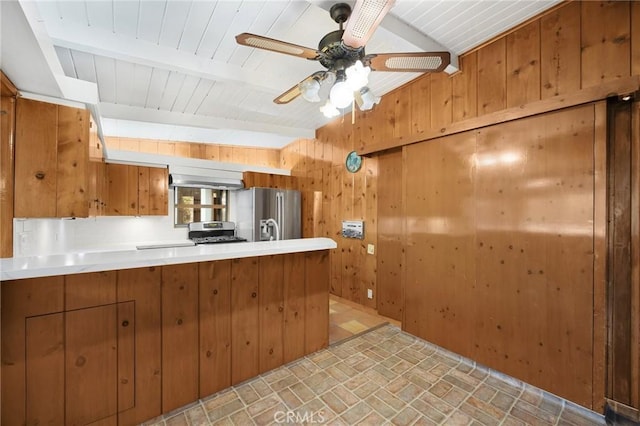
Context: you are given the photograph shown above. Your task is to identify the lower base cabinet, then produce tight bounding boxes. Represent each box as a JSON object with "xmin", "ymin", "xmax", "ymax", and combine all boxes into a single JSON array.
[
  {"xmin": 1, "ymin": 250, "xmax": 329, "ymax": 426},
  {"xmin": 199, "ymin": 260, "xmax": 232, "ymax": 397},
  {"xmin": 162, "ymin": 264, "xmax": 199, "ymax": 412}
]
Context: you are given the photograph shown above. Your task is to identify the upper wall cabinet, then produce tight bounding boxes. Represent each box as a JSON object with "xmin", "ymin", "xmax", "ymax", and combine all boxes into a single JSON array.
[
  {"xmin": 14, "ymin": 98, "xmax": 90, "ymax": 218},
  {"xmin": 1, "ymin": 72, "xmax": 17, "ymax": 258},
  {"xmin": 14, "ymin": 98, "xmax": 168, "ymax": 218},
  {"xmin": 106, "ymin": 163, "xmax": 168, "ymax": 216}
]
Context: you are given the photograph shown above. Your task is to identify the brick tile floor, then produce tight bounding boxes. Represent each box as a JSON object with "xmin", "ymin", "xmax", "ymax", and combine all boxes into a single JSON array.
[{"xmin": 142, "ymin": 325, "xmax": 605, "ymax": 426}]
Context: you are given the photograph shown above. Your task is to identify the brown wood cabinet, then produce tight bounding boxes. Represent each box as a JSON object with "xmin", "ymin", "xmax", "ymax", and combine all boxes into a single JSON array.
[
  {"xmin": 259, "ymin": 255, "xmax": 285, "ymax": 373},
  {"xmin": 230, "ymin": 257, "xmax": 260, "ymax": 384},
  {"xmin": 14, "ymin": 98, "xmax": 90, "ymax": 218},
  {"xmin": 88, "ymin": 159, "xmax": 109, "ymax": 216},
  {"xmin": 1, "ymin": 250, "xmax": 330, "ymax": 425},
  {"xmin": 1, "ymin": 72, "xmax": 17, "ymax": 258},
  {"xmin": 1, "ymin": 271, "xmax": 144, "ymax": 426},
  {"xmin": 87, "ymin": 115, "xmax": 109, "ymax": 217},
  {"xmin": 88, "ymin": 115, "xmax": 104, "ymax": 161},
  {"xmin": 107, "ymin": 163, "xmax": 168, "ymax": 216},
  {"xmin": 13, "ymin": 98, "xmax": 166, "ymax": 219},
  {"xmin": 199, "ymin": 260, "xmax": 232, "ymax": 397},
  {"xmin": 117, "ymin": 267, "xmax": 162, "ymax": 425},
  {"xmin": 161, "ymin": 264, "xmax": 199, "ymax": 413}
]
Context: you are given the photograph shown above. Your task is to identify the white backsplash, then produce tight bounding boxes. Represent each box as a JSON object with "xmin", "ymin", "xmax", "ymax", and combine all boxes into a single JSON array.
[{"xmin": 13, "ymin": 189, "xmax": 189, "ymax": 257}]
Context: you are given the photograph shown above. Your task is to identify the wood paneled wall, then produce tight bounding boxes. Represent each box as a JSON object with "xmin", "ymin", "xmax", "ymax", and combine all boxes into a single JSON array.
[
  {"xmin": 404, "ymin": 103, "xmax": 606, "ymax": 409},
  {"xmin": 280, "ymin": 2, "xmax": 638, "ymax": 305},
  {"xmin": 278, "ymin": 1, "xmax": 640, "ymax": 410},
  {"xmin": 105, "ymin": 137, "xmax": 280, "ymax": 168},
  {"xmin": 280, "ymin": 134, "xmax": 378, "ymax": 310},
  {"xmin": 280, "ymin": 2, "xmax": 639, "ymax": 316}
]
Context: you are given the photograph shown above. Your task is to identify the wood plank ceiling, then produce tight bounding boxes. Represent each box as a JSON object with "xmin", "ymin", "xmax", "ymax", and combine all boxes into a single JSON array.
[{"xmin": 32, "ymin": 0, "xmax": 560, "ymax": 148}]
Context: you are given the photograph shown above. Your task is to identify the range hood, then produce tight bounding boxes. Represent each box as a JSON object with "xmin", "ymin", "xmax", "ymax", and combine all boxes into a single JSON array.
[{"xmin": 168, "ymin": 174, "xmax": 244, "ymax": 190}]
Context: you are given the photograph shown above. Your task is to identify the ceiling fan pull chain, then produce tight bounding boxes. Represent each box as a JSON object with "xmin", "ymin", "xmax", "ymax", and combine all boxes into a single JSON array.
[{"xmin": 352, "ymin": 99, "xmax": 356, "ymax": 125}]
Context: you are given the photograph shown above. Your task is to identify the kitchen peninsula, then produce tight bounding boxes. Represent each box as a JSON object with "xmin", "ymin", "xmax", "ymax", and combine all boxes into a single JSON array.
[{"xmin": 1, "ymin": 238, "xmax": 336, "ymax": 426}]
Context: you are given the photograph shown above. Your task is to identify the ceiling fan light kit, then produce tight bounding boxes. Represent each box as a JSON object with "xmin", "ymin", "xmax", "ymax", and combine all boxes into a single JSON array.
[
  {"xmin": 329, "ymin": 70, "xmax": 353, "ymax": 108},
  {"xmin": 345, "ymin": 60, "xmax": 371, "ymax": 91},
  {"xmin": 356, "ymin": 87, "xmax": 381, "ymax": 111},
  {"xmin": 236, "ymin": 0, "xmax": 451, "ymax": 117},
  {"xmin": 320, "ymin": 100, "xmax": 341, "ymax": 118},
  {"xmin": 300, "ymin": 78, "xmax": 322, "ymax": 103}
]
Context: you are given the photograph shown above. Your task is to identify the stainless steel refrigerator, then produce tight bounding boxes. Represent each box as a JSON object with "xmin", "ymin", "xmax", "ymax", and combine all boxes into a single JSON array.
[{"xmin": 230, "ymin": 188, "xmax": 301, "ymax": 241}]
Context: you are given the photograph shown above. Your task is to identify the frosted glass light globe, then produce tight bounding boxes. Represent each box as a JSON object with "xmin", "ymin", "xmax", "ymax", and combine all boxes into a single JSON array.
[
  {"xmin": 320, "ymin": 100, "xmax": 340, "ymax": 118},
  {"xmin": 329, "ymin": 80, "xmax": 353, "ymax": 108},
  {"xmin": 346, "ymin": 60, "xmax": 370, "ymax": 91},
  {"xmin": 300, "ymin": 78, "xmax": 321, "ymax": 102}
]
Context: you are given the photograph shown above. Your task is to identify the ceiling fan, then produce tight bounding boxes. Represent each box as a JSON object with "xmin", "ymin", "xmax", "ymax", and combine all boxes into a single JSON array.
[{"xmin": 235, "ymin": 0, "xmax": 450, "ymax": 116}]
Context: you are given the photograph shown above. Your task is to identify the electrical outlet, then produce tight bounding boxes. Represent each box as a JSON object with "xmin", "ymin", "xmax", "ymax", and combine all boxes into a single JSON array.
[
  {"xmin": 367, "ymin": 244, "xmax": 375, "ymax": 255},
  {"xmin": 367, "ymin": 289, "xmax": 373, "ymax": 299}
]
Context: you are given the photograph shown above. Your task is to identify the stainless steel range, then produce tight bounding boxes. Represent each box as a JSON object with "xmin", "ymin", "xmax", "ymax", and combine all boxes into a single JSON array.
[{"xmin": 188, "ymin": 221, "xmax": 247, "ymax": 244}]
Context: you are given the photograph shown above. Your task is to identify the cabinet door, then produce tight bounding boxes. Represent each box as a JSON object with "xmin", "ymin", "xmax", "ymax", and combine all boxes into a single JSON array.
[
  {"xmin": 99, "ymin": 161, "xmax": 109, "ymax": 215},
  {"xmin": 2, "ymin": 277, "xmax": 64, "ymax": 426},
  {"xmin": 283, "ymin": 252, "xmax": 306, "ymax": 363},
  {"xmin": 305, "ymin": 251, "xmax": 330, "ymax": 354},
  {"xmin": 1, "ymin": 95, "xmax": 15, "ymax": 257},
  {"xmin": 88, "ymin": 160, "xmax": 98, "ymax": 216},
  {"xmin": 148, "ymin": 167, "xmax": 168, "ymax": 215},
  {"xmin": 231, "ymin": 257, "xmax": 260, "ymax": 384},
  {"xmin": 259, "ymin": 255, "xmax": 284, "ymax": 373},
  {"xmin": 117, "ymin": 267, "xmax": 162, "ymax": 425},
  {"xmin": 15, "ymin": 99, "xmax": 90, "ymax": 218},
  {"xmin": 14, "ymin": 98, "xmax": 57, "ymax": 217},
  {"xmin": 65, "ymin": 305, "xmax": 118, "ymax": 425},
  {"xmin": 57, "ymin": 105, "xmax": 89, "ymax": 218},
  {"xmin": 107, "ymin": 164, "xmax": 138, "ymax": 215},
  {"xmin": 25, "ymin": 313, "xmax": 65, "ymax": 426},
  {"xmin": 138, "ymin": 166, "xmax": 150, "ymax": 215},
  {"xmin": 88, "ymin": 161, "xmax": 108, "ymax": 216},
  {"xmin": 161, "ymin": 264, "xmax": 199, "ymax": 413},
  {"xmin": 199, "ymin": 260, "xmax": 232, "ymax": 397}
]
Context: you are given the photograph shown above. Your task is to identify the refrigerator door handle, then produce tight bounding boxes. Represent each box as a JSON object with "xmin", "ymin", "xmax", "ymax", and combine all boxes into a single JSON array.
[
  {"xmin": 277, "ymin": 192, "xmax": 284, "ymax": 240},
  {"xmin": 280, "ymin": 192, "xmax": 287, "ymax": 239}
]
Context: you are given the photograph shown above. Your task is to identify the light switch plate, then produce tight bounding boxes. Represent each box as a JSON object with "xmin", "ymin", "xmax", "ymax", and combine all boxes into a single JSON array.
[
  {"xmin": 367, "ymin": 289, "xmax": 373, "ymax": 299},
  {"xmin": 367, "ymin": 244, "xmax": 375, "ymax": 255}
]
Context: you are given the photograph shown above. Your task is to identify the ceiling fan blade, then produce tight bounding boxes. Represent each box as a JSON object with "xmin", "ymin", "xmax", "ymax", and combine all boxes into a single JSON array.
[
  {"xmin": 274, "ymin": 83, "xmax": 302, "ymax": 105},
  {"xmin": 342, "ymin": 0, "xmax": 396, "ymax": 49},
  {"xmin": 236, "ymin": 33, "xmax": 320, "ymax": 60},
  {"xmin": 274, "ymin": 72, "xmax": 327, "ymax": 104},
  {"xmin": 367, "ymin": 52, "xmax": 451, "ymax": 73}
]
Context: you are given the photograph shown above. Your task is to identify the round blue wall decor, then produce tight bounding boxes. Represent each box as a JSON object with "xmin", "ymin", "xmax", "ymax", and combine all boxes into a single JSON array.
[{"xmin": 345, "ymin": 150, "xmax": 362, "ymax": 173}]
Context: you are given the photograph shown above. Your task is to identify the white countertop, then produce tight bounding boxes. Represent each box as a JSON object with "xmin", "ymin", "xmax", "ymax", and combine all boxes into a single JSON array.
[{"xmin": 0, "ymin": 238, "xmax": 337, "ymax": 281}]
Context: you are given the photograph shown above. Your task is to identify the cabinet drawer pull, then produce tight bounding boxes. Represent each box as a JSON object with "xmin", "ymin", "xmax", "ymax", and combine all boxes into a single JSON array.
[
  {"xmin": 213, "ymin": 289, "xmax": 218, "ymax": 295},
  {"xmin": 278, "ymin": 306, "xmax": 283, "ymax": 312},
  {"xmin": 122, "ymin": 320, "xmax": 129, "ymax": 327},
  {"xmin": 35, "ymin": 172, "xmax": 45, "ymax": 180},
  {"xmin": 251, "ymin": 292, "xmax": 257, "ymax": 298},
  {"xmin": 177, "ymin": 318, "xmax": 183, "ymax": 325}
]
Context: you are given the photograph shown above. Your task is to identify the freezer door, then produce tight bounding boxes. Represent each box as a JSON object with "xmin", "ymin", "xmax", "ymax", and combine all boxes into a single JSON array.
[
  {"xmin": 279, "ymin": 189, "xmax": 301, "ymax": 240},
  {"xmin": 254, "ymin": 188, "xmax": 279, "ymax": 241}
]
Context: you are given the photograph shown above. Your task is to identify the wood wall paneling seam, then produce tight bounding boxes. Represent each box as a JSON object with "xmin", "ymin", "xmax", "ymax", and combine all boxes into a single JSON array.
[{"xmin": 359, "ymin": 75, "xmax": 640, "ymax": 156}]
